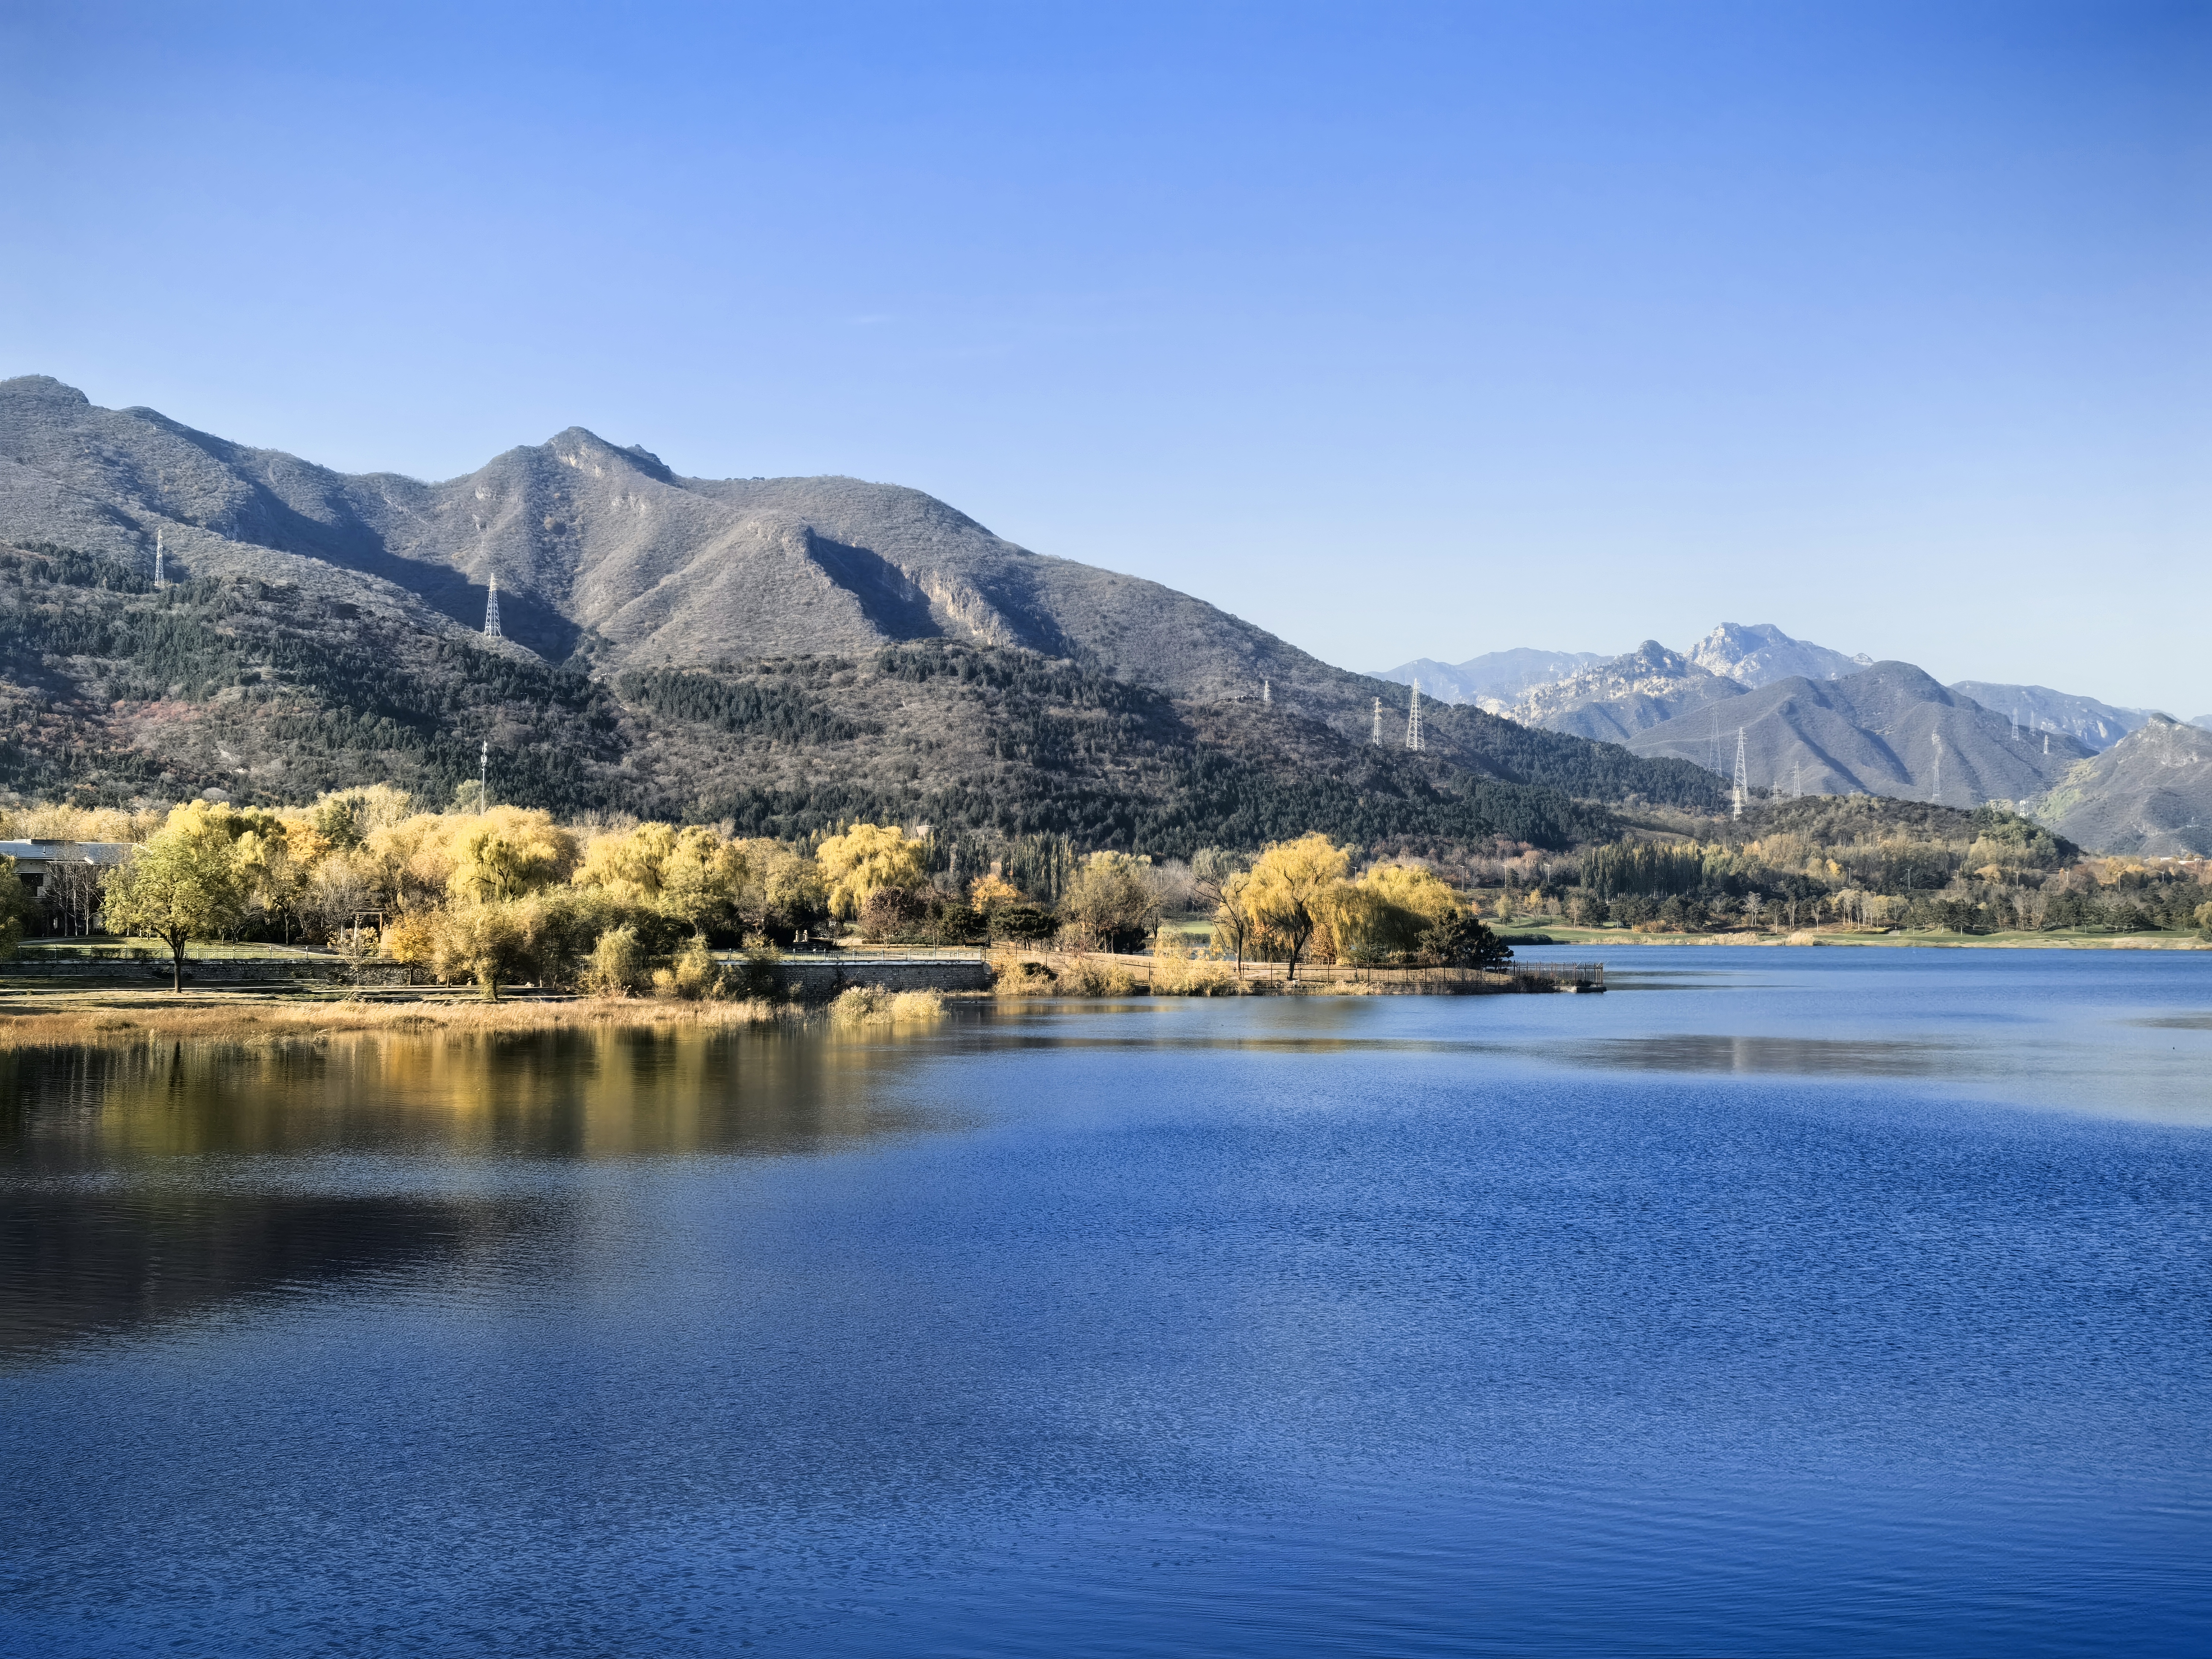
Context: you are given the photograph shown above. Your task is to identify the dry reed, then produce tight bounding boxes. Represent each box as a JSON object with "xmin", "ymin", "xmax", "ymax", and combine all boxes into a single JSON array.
[{"xmin": 0, "ymin": 991, "xmax": 802, "ymax": 1051}]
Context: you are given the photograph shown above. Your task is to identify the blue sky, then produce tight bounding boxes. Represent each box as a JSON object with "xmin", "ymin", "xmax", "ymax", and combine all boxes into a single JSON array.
[{"xmin": 4, "ymin": 2, "xmax": 2206, "ymax": 713}]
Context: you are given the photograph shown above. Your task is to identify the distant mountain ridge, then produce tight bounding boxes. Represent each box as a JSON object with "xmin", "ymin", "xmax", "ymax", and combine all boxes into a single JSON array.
[
  {"xmin": 2027, "ymin": 717, "xmax": 2212, "ymax": 857},
  {"xmin": 1686, "ymin": 622, "xmax": 1872, "ymax": 687},
  {"xmin": 1504, "ymin": 642, "xmax": 1746, "ymax": 743},
  {"xmin": 1949, "ymin": 683, "xmax": 2153, "ymax": 754},
  {"xmin": 1368, "ymin": 648, "xmax": 1604, "ymax": 707},
  {"xmin": 1626, "ymin": 663, "xmax": 2095, "ymax": 805}
]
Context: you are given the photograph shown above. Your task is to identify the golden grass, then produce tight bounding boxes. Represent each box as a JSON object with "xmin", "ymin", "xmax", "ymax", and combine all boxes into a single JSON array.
[
  {"xmin": 0, "ymin": 990, "xmax": 803, "ymax": 1051},
  {"xmin": 827, "ymin": 986, "xmax": 947, "ymax": 1025}
]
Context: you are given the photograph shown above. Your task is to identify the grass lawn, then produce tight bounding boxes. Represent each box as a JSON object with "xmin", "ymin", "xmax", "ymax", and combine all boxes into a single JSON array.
[{"xmin": 12, "ymin": 937, "xmax": 340, "ymax": 959}]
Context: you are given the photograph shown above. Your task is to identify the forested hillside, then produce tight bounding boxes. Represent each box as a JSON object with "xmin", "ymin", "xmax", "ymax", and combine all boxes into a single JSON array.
[{"xmin": 0, "ymin": 543, "xmax": 1722, "ymax": 857}]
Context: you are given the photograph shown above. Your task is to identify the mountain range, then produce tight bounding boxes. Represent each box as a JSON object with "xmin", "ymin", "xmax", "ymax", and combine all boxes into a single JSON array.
[
  {"xmin": 1374, "ymin": 627, "xmax": 2205, "ymax": 853},
  {"xmin": 3, "ymin": 375, "xmax": 2200, "ymax": 856},
  {"xmin": 0, "ymin": 377, "xmax": 1720, "ymax": 850},
  {"xmin": 1625, "ymin": 663, "xmax": 2094, "ymax": 807}
]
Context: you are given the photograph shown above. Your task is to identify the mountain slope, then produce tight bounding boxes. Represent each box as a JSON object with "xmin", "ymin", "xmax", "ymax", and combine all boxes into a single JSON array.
[
  {"xmin": 1949, "ymin": 682, "xmax": 2152, "ymax": 753},
  {"xmin": 0, "ymin": 377, "xmax": 1723, "ymax": 814},
  {"xmin": 1507, "ymin": 641, "xmax": 1746, "ymax": 743},
  {"xmin": 2026, "ymin": 717, "xmax": 2212, "ymax": 856},
  {"xmin": 1626, "ymin": 662, "xmax": 2095, "ymax": 807},
  {"xmin": 0, "ymin": 380, "xmax": 1732, "ymax": 837}
]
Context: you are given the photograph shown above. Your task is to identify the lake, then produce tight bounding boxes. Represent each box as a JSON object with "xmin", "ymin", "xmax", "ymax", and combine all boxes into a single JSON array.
[{"xmin": 3, "ymin": 948, "xmax": 2209, "ymax": 1656}]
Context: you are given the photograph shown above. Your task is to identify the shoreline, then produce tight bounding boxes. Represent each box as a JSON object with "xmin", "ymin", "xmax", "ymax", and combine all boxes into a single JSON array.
[{"xmin": 1499, "ymin": 928, "xmax": 2211, "ymax": 952}]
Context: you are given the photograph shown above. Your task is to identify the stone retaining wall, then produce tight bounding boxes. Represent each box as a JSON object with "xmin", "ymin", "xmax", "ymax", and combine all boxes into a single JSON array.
[
  {"xmin": 0, "ymin": 958, "xmax": 417, "ymax": 987},
  {"xmin": 769, "ymin": 958, "xmax": 992, "ymax": 996}
]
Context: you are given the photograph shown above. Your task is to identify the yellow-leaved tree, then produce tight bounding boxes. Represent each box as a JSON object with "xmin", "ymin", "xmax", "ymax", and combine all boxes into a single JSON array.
[
  {"xmin": 1244, "ymin": 833, "xmax": 1351, "ymax": 979},
  {"xmin": 449, "ymin": 807, "xmax": 579, "ymax": 903},
  {"xmin": 100, "ymin": 801, "xmax": 251, "ymax": 990},
  {"xmin": 815, "ymin": 824, "xmax": 929, "ymax": 922},
  {"xmin": 1333, "ymin": 863, "xmax": 1462, "ymax": 965}
]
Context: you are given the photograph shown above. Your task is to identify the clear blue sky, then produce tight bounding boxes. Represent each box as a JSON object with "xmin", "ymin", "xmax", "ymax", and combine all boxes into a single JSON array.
[{"xmin": 5, "ymin": 2, "xmax": 2207, "ymax": 713}]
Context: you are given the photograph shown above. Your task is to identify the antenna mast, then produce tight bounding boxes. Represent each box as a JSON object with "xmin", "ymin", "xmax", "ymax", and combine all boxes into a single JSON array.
[
  {"xmin": 1732, "ymin": 727, "xmax": 1747, "ymax": 820},
  {"xmin": 484, "ymin": 574, "xmax": 502, "ymax": 640},
  {"xmin": 479, "ymin": 740, "xmax": 490, "ymax": 813},
  {"xmin": 1405, "ymin": 678, "xmax": 1423, "ymax": 751}
]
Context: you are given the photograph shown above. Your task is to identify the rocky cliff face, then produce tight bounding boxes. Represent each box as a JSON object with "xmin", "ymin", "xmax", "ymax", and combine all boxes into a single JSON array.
[
  {"xmin": 1505, "ymin": 641, "xmax": 1746, "ymax": 743},
  {"xmin": 1685, "ymin": 622, "xmax": 1872, "ymax": 687}
]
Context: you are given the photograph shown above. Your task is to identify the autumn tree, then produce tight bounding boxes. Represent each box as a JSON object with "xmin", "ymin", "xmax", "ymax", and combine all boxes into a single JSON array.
[
  {"xmin": 815, "ymin": 824, "xmax": 929, "ymax": 922},
  {"xmin": 449, "ymin": 808, "xmax": 578, "ymax": 903},
  {"xmin": 1212, "ymin": 870, "xmax": 1260, "ymax": 971},
  {"xmin": 1057, "ymin": 852, "xmax": 1161, "ymax": 952},
  {"xmin": 101, "ymin": 803, "xmax": 250, "ymax": 990},
  {"xmin": 1245, "ymin": 833, "xmax": 1351, "ymax": 980}
]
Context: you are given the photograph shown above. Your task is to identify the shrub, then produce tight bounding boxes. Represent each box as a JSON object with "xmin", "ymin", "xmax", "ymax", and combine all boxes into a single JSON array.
[
  {"xmin": 829, "ymin": 985, "xmax": 946, "ymax": 1024},
  {"xmin": 582, "ymin": 923, "xmax": 649, "ymax": 997},
  {"xmin": 1149, "ymin": 937, "xmax": 1237, "ymax": 996},
  {"xmin": 1056, "ymin": 957, "xmax": 1142, "ymax": 996},
  {"xmin": 991, "ymin": 954, "xmax": 1059, "ymax": 995},
  {"xmin": 989, "ymin": 903, "xmax": 1059, "ymax": 944},
  {"xmin": 654, "ymin": 935, "xmax": 722, "ymax": 1000}
]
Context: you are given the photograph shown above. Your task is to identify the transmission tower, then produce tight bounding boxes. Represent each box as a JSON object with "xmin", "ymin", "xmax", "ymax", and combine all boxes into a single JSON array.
[
  {"xmin": 1792, "ymin": 760, "xmax": 1803, "ymax": 800},
  {"xmin": 483, "ymin": 574, "xmax": 502, "ymax": 640},
  {"xmin": 1405, "ymin": 678, "xmax": 1423, "ymax": 752},
  {"xmin": 1710, "ymin": 709, "xmax": 1721, "ymax": 775},
  {"xmin": 1371, "ymin": 697, "xmax": 1382, "ymax": 744},
  {"xmin": 153, "ymin": 528, "xmax": 165, "ymax": 590},
  {"xmin": 1731, "ymin": 728, "xmax": 1747, "ymax": 820},
  {"xmin": 479, "ymin": 740, "xmax": 490, "ymax": 813},
  {"xmin": 1931, "ymin": 732, "xmax": 1942, "ymax": 804},
  {"xmin": 1261, "ymin": 679, "xmax": 1271, "ymax": 706}
]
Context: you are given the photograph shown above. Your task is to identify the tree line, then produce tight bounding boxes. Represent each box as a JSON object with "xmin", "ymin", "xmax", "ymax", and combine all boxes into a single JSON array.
[{"xmin": 0, "ymin": 789, "xmax": 1511, "ymax": 996}]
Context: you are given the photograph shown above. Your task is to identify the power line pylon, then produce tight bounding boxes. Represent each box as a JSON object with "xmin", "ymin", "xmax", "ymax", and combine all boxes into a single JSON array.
[
  {"xmin": 1371, "ymin": 697, "xmax": 1382, "ymax": 744},
  {"xmin": 484, "ymin": 574, "xmax": 502, "ymax": 640},
  {"xmin": 1931, "ymin": 732, "xmax": 1942, "ymax": 804},
  {"xmin": 1732, "ymin": 727, "xmax": 1747, "ymax": 820},
  {"xmin": 1261, "ymin": 679, "xmax": 1271, "ymax": 706},
  {"xmin": 1405, "ymin": 678, "xmax": 1423, "ymax": 751},
  {"xmin": 153, "ymin": 528, "xmax": 165, "ymax": 590}
]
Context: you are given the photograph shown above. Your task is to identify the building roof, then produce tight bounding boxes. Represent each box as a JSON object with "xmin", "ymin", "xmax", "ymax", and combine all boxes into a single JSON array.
[{"xmin": 0, "ymin": 841, "xmax": 137, "ymax": 864}]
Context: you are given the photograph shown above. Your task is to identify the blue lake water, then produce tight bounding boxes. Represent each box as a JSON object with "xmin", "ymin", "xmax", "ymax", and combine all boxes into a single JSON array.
[{"xmin": 3, "ymin": 946, "xmax": 2210, "ymax": 1656}]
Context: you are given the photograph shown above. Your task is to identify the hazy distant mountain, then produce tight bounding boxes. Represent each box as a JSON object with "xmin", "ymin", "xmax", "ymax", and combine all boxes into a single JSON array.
[
  {"xmin": 0, "ymin": 376, "xmax": 1725, "ymax": 834},
  {"xmin": 1686, "ymin": 622, "xmax": 1872, "ymax": 687},
  {"xmin": 1626, "ymin": 663, "xmax": 2094, "ymax": 806},
  {"xmin": 1506, "ymin": 642, "xmax": 1746, "ymax": 743},
  {"xmin": 1950, "ymin": 682, "xmax": 2152, "ymax": 753},
  {"xmin": 1370, "ymin": 648, "xmax": 1604, "ymax": 707},
  {"xmin": 2190, "ymin": 715, "xmax": 2212, "ymax": 733},
  {"xmin": 2027, "ymin": 717, "xmax": 2212, "ymax": 857}
]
